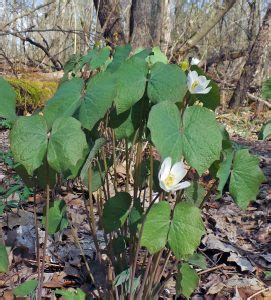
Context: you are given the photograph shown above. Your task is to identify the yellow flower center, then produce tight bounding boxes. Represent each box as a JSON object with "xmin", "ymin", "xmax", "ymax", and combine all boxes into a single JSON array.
[
  {"xmin": 191, "ymin": 80, "xmax": 199, "ymax": 90},
  {"xmin": 164, "ymin": 174, "xmax": 175, "ymax": 187}
]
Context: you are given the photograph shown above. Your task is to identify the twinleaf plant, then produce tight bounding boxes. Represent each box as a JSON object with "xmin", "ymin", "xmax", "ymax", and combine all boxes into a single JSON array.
[{"xmin": 0, "ymin": 45, "xmax": 264, "ymax": 299}]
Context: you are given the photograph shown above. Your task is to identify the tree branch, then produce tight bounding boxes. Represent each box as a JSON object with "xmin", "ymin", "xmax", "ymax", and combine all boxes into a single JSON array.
[
  {"xmin": 2, "ymin": 1, "xmax": 54, "ymax": 30},
  {"xmin": 175, "ymin": 0, "xmax": 237, "ymax": 55}
]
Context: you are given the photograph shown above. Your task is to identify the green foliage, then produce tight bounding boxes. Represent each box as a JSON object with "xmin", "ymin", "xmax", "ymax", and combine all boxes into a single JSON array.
[
  {"xmin": 184, "ymin": 182, "xmax": 206, "ymax": 207},
  {"xmin": 0, "ymin": 244, "xmax": 9, "ymax": 273},
  {"xmin": 3, "ymin": 45, "xmax": 265, "ymax": 299},
  {"xmin": 79, "ymin": 72, "xmax": 117, "ymax": 130},
  {"xmin": 141, "ymin": 201, "xmax": 171, "ymax": 254},
  {"xmin": 43, "ymin": 77, "xmax": 83, "ymax": 129},
  {"xmin": 55, "ymin": 288, "xmax": 86, "ymax": 300},
  {"xmin": 13, "ymin": 279, "xmax": 38, "ymax": 296},
  {"xmin": 114, "ymin": 56, "xmax": 148, "ymax": 113},
  {"xmin": 229, "ymin": 149, "xmax": 264, "ymax": 209},
  {"xmin": 258, "ymin": 120, "xmax": 271, "ymax": 140},
  {"xmin": 168, "ymin": 203, "xmax": 205, "ymax": 259},
  {"xmin": 42, "ymin": 200, "xmax": 68, "ymax": 234},
  {"xmin": 10, "ymin": 115, "xmax": 48, "ymax": 175},
  {"xmin": 147, "ymin": 63, "xmax": 187, "ymax": 103},
  {"xmin": 148, "ymin": 102, "xmax": 222, "ymax": 174},
  {"xmin": 0, "ymin": 77, "xmax": 17, "ymax": 121},
  {"xmin": 261, "ymin": 78, "xmax": 271, "ymax": 99},
  {"xmin": 102, "ymin": 192, "xmax": 132, "ymax": 233},
  {"xmin": 176, "ymin": 263, "xmax": 199, "ymax": 298},
  {"xmin": 216, "ymin": 149, "xmax": 234, "ymax": 199}
]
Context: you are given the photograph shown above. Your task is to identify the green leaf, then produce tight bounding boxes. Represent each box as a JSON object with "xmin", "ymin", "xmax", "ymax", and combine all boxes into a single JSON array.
[
  {"xmin": 114, "ymin": 56, "xmax": 148, "ymax": 113},
  {"xmin": 141, "ymin": 201, "xmax": 171, "ymax": 254},
  {"xmin": 43, "ymin": 78, "xmax": 83, "ymax": 129},
  {"xmin": 0, "ymin": 244, "xmax": 9, "ymax": 273},
  {"xmin": 264, "ymin": 271, "xmax": 271, "ymax": 280},
  {"xmin": 80, "ymin": 138, "xmax": 106, "ymax": 182},
  {"xmin": 168, "ymin": 202, "xmax": 205, "ymax": 259},
  {"xmin": 79, "ymin": 72, "xmax": 117, "ymax": 130},
  {"xmin": 190, "ymin": 65, "xmax": 220, "ymax": 110},
  {"xmin": 109, "ymin": 97, "xmax": 149, "ymax": 140},
  {"xmin": 89, "ymin": 46, "xmax": 110, "ymax": 70},
  {"xmin": 112, "ymin": 236, "xmax": 126, "ymax": 256},
  {"xmin": 148, "ymin": 102, "xmax": 222, "ymax": 174},
  {"xmin": 13, "ymin": 279, "xmax": 38, "ymax": 296},
  {"xmin": 0, "ymin": 77, "xmax": 17, "ymax": 121},
  {"xmin": 184, "ymin": 182, "xmax": 206, "ymax": 207},
  {"xmin": 148, "ymin": 101, "xmax": 182, "ymax": 162},
  {"xmin": 148, "ymin": 63, "xmax": 187, "ymax": 104},
  {"xmin": 262, "ymin": 78, "xmax": 271, "ymax": 99},
  {"xmin": 47, "ymin": 117, "xmax": 88, "ymax": 178},
  {"xmin": 102, "ymin": 192, "xmax": 132, "ymax": 233},
  {"xmin": 229, "ymin": 149, "xmax": 265, "ymax": 209},
  {"xmin": 10, "ymin": 115, "xmax": 48, "ymax": 175},
  {"xmin": 176, "ymin": 263, "xmax": 199, "ymax": 298},
  {"xmin": 147, "ymin": 47, "xmax": 168, "ymax": 65},
  {"xmin": 129, "ymin": 198, "xmax": 143, "ymax": 234},
  {"xmin": 216, "ymin": 149, "xmax": 234, "ymax": 199},
  {"xmin": 42, "ymin": 200, "xmax": 68, "ymax": 234},
  {"xmin": 107, "ymin": 44, "xmax": 131, "ymax": 72},
  {"xmin": 55, "ymin": 288, "xmax": 86, "ymax": 300},
  {"xmin": 188, "ymin": 253, "xmax": 207, "ymax": 270},
  {"xmin": 258, "ymin": 121, "xmax": 271, "ymax": 140}
]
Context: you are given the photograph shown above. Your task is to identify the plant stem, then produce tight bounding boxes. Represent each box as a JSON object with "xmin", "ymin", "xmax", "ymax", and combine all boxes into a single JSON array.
[
  {"xmin": 125, "ymin": 138, "xmax": 129, "ymax": 192},
  {"xmin": 33, "ymin": 191, "xmax": 40, "ymax": 282},
  {"xmin": 37, "ymin": 183, "xmax": 50, "ymax": 300},
  {"xmin": 112, "ymin": 130, "xmax": 118, "ymax": 192},
  {"xmin": 135, "ymin": 254, "xmax": 153, "ymax": 300},
  {"xmin": 88, "ymin": 166, "xmax": 102, "ymax": 262}
]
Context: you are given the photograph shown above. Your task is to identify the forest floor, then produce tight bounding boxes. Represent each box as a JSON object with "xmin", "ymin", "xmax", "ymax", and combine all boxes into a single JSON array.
[{"xmin": 0, "ymin": 106, "xmax": 271, "ymax": 299}]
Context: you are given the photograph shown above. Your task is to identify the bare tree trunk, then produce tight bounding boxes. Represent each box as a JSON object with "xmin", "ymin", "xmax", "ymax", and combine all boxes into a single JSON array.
[
  {"xmin": 93, "ymin": 0, "xmax": 126, "ymax": 45},
  {"xmin": 229, "ymin": 4, "xmax": 271, "ymax": 108},
  {"xmin": 129, "ymin": 0, "xmax": 165, "ymax": 49}
]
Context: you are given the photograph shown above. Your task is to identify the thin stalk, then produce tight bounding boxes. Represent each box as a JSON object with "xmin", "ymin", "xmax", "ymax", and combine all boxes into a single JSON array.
[
  {"xmin": 125, "ymin": 138, "xmax": 129, "ymax": 192},
  {"xmin": 101, "ymin": 149, "xmax": 111, "ymax": 198},
  {"xmin": 135, "ymin": 255, "xmax": 154, "ymax": 300},
  {"xmin": 149, "ymin": 145, "xmax": 153, "ymax": 204},
  {"xmin": 133, "ymin": 140, "xmax": 143, "ymax": 199},
  {"xmin": 88, "ymin": 167, "xmax": 101, "ymax": 262},
  {"xmin": 129, "ymin": 193, "xmax": 161, "ymax": 298},
  {"xmin": 145, "ymin": 250, "xmax": 163, "ymax": 297},
  {"xmin": 37, "ymin": 183, "xmax": 50, "ymax": 300},
  {"xmin": 33, "ymin": 192, "xmax": 40, "ymax": 282},
  {"xmin": 112, "ymin": 131, "xmax": 118, "ymax": 192},
  {"xmin": 157, "ymin": 250, "xmax": 172, "ymax": 284}
]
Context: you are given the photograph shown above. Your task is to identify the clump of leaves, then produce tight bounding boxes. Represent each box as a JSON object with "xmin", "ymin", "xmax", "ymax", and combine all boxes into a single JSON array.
[{"xmin": 0, "ymin": 46, "xmax": 264, "ymax": 299}]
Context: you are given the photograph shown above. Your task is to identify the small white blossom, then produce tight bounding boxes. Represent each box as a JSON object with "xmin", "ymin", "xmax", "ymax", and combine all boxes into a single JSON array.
[
  {"xmin": 187, "ymin": 70, "xmax": 212, "ymax": 94},
  {"xmin": 158, "ymin": 157, "xmax": 190, "ymax": 193},
  {"xmin": 191, "ymin": 57, "xmax": 200, "ymax": 65}
]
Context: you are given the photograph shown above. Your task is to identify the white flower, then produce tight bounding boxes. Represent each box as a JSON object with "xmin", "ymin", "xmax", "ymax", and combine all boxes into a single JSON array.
[
  {"xmin": 187, "ymin": 70, "xmax": 212, "ymax": 94},
  {"xmin": 191, "ymin": 57, "xmax": 200, "ymax": 65},
  {"xmin": 158, "ymin": 157, "xmax": 190, "ymax": 193}
]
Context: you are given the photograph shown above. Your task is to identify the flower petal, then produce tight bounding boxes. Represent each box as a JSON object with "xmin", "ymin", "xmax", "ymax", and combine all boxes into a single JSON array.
[
  {"xmin": 172, "ymin": 181, "xmax": 191, "ymax": 192},
  {"xmin": 200, "ymin": 86, "xmax": 212, "ymax": 94},
  {"xmin": 188, "ymin": 70, "xmax": 198, "ymax": 82},
  {"xmin": 191, "ymin": 57, "xmax": 200, "ymax": 65},
  {"xmin": 158, "ymin": 157, "xmax": 172, "ymax": 181},
  {"xmin": 198, "ymin": 76, "xmax": 210, "ymax": 89},
  {"xmin": 170, "ymin": 161, "xmax": 188, "ymax": 185}
]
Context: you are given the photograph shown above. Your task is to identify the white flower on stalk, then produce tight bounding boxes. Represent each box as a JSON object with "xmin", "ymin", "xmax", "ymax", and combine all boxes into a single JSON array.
[
  {"xmin": 158, "ymin": 157, "xmax": 190, "ymax": 193},
  {"xmin": 187, "ymin": 70, "xmax": 212, "ymax": 94},
  {"xmin": 191, "ymin": 57, "xmax": 200, "ymax": 65}
]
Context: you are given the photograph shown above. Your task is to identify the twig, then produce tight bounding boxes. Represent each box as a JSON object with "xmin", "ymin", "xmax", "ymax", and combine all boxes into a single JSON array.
[
  {"xmin": 247, "ymin": 287, "xmax": 271, "ymax": 300},
  {"xmin": 247, "ymin": 92, "xmax": 271, "ymax": 108},
  {"xmin": 198, "ymin": 263, "xmax": 232, "ymax": 275}
]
